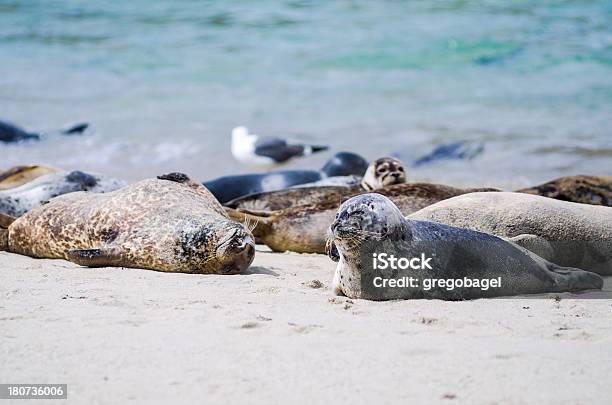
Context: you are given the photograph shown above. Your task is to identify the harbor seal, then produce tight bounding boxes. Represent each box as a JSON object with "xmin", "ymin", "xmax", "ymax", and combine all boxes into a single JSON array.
[
  {"xmin": 517, "ymin": 175, "xmax": 612, "ymax": 206},
  {"xmin": 203, "ymin": 151, "xmax": 368, "ymax": 203},
  {"xmin": 361, "ymin": 157, "xmax": 406, "ymax": 190},
  {"xmin": 0, "ymin": 120, "xmax": 89, "ymax": 143},
  {"xmin": 328, "ymin": 194, "xmax": 603, "ymax": 300},
  {"xmin": 0, "ymin": 170, "xmax": 126, "ymax": 217},
  {"xmin": 0, "ymin": 173, "xmax": 255, "ymax": 274},
  {"xmin": 0, "ymin": 165, "xmax": 61, "ymax": 190},
  {"xmin": 227, "ymin": 183, "xmax": 497, "ymax": 254},
  {"xmin": 409, "ymin": 192, "xmax": 612, "ymax": 275},
  {"xmin": 225, "ymin": 157, "xmax": 407, "ymax": 212}
]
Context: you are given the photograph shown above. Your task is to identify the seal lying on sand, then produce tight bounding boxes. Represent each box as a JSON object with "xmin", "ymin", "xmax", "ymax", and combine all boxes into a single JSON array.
[
  {"xmin": 204, "ymin": 151, "xmax": 369, "ymax": 203},
  {"xmin": 410, "ymin": 192, "xmax": 612, "ymax": 275},
  {"xmin": 227, "ymin": 183, "xmax": 497, "ymax": 254},
  {"xmin": 0, "ymin": 165, "xmax": 61, "ymax": 190},
  {"xmin": 0, "ymin": 173, "xmax": 255, "ymax": 274},
  {"xmin": 0, "ymin": 120, "xmax": 89, "ymax": 143},
  {"xmin": 226, "ymin": 157, "xmax": 407, "ymax": 211},
  {"xmin": 518, "ymin": 175, "xmax": 611, "ymax": 206},
  {"xmin": 327, "ymin": 194, "xmax": 602, "ymax": 300},
  {"xmin": 0, "ymin": 170, "xmax": 126, "ymax": 217}
]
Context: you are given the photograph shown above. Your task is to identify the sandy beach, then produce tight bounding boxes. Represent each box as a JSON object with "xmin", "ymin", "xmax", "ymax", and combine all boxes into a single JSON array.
[{"xmin": 1, "ymin": 248, "xmax": 611, "ymax": 404}]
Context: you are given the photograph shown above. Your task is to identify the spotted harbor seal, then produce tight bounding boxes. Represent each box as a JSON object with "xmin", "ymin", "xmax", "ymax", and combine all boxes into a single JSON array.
[
  {"xmin": 328, "ymin": 194, "xmax": 603, "ymax": 300},
  {"xmin": 361, "ymin": 157, "xmax": 406, "ymax": 190},
  {"xmin": 203, "ymin": 151, "xmax": 369, "ymax": 204},
  {"xmin": 0, "ymin": 165, "xmax": 61, "ymax": 190},
  {"xmin": 0, "ymin": 120, "xmax": 89, "ymax": 143},
  {"xmin": 0, "ymin": 173, "xmax": 255, "ymax": 274},
  {"xmin": 225, "ymin": 157, "xmax": 407, "ymax": 212},
  {"xmin": 227, "ymin": 183, "xmax": 497, "ymax": 254},
  {"xmin": 0, "ymin": 170, "xmax": 126, "ymax": 217},
  {"xmin": 410, "ymin": 192, "xmax": 612, "ymax": 275},
  {"xmin": 517, "ymin": 175, "xmax": 612, "ymax": 206}
]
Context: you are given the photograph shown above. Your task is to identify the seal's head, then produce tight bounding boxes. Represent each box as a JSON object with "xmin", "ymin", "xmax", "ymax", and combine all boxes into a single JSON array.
[
  {"xmin": 178, "ymin": 220, "xmax": 255, "ymax": 274},
  {"xmin": 361, "ymin": 157, "xmax": 406, "ymax": 191},
  {"xmin": 63, "ymin": 170, "xmax": 127, "ymax": 193},
  {"xmin": 328, "ymin": 193, "xmax": 407, "ymax": 261}
]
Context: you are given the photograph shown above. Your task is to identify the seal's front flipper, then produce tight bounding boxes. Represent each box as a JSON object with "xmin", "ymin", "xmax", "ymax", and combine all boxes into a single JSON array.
[
  {"xmin": 67, "ymin": 247, "xmax": 124, "ymax": 268},
  {"xmin": 157, "ymin": 172, "xmax": 191, "ymax": 184},
  {"xmin": 0, "ymin": 213, "xmax": 13, "ymax": 251},
  {"xmin": 0, "ymin": 229, "xmax": 8, "ymax": 251},
  {"xmin": 0, "ymin": 213, "xmax": 15, "ymax": 228},
  {"xmin": 509, "ymin": 234, "xmax": 554, "ymax": 262},
  {"xmin": 326, "ymin": 238, "xmax": 340, "ymax": 262}
]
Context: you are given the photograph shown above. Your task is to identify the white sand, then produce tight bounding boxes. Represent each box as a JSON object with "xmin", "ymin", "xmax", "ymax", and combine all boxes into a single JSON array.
[{"xmin": 1, "ymin": 249, "xmax": 611, "ymax": 405}]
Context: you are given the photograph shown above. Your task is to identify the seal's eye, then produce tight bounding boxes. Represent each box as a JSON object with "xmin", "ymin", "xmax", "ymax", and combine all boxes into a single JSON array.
[
  {"xmin": 377, "ymin": 167, "xmax": 386, "ymax": 174},
  {"xmin": 398, "ymin": 167, "xmax": 404, "ymax": 172}
]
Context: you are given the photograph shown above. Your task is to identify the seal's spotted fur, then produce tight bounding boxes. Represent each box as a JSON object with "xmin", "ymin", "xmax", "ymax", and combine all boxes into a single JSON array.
[{"xmin": 3, "ymin": 173, "xmax": 255, "ymax": 274}]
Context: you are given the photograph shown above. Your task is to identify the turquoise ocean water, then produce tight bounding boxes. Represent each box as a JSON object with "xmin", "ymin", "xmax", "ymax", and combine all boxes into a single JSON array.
[{"xmin": 1, "ymin": 0, "xmax": 611, "ymax": 187}]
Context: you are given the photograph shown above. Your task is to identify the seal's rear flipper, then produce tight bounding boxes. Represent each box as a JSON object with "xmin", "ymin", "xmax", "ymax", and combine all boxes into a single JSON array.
[
  {"xmin": 549, "ymin": 264, "xmax": 603, "ymax": 292},
  {"xmin": 67, "ymin": 248, "xmax": 124, "ymax": 268},
  {"xmin": 0, "ymin": 213, "xmax": 15, "ymax": 229},
  {"xmin": 62, "ymin": 122, "xmax": 89, "ymax": 135}
]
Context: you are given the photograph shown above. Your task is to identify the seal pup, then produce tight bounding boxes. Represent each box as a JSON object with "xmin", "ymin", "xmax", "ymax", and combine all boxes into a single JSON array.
[
  {"xmin": 327, "ymin": 194, "xmax": 602, "ymax": 300},
  {"xmin": 517, "ymin": 175, "xmax": 612, "ymax": 206},
  {"xmin": 1, "ymin": 173, "xmax": 255, "ymax": 274},
  {"xmin": 204, "ymin": 151, "xmax": 369, "ymax": 204},
  {"xmin": 361, "ymin": 157, "xmax": 406, "ymax": 191},
  {"xmin": 410, "ymin": 192, "xmax": 612, "ymax": 275},
  {"xmin": 0, "ymin": 170, "xmax": 126, "ymax": 217},
  {"xmin": 231, "ymin": 126, "xmax": 328, "ymax": 168},
  {"xmin": 0, "ymin": 120, "xmax": 89, "ymax": 143},
  {"xmin": 0, "ymin": 165, "xmax": 61, "ymax": 190},
  {"xmin": 226, "ymin": 157, "xmax": 408, "ymax": 212},
  {"xmin": 227, "ymin": 183, "xmax": 497, "ymax": 254}
]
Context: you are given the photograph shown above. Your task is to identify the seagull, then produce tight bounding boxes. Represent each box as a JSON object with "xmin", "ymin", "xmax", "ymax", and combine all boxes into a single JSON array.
[{"xmin": 231, "ymin": 126, "xmax": 329, "ymax": 168}]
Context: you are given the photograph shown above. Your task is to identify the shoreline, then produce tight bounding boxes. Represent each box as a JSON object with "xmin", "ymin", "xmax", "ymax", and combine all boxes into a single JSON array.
[{"xmin": 1, "ymin": 249, "xmax": 611, "ymax": 404}]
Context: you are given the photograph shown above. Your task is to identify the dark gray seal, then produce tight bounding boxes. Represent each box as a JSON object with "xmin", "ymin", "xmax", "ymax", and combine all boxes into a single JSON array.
[
  {"xmin": 0, "ymin": 120, "xmax": 89, "ymax": 143},
  {"xmin": 327, "ymin": 194, "xmax": 602, "ymax": 300},
  {"xmin": 203, "ymin": 151, "xmax": 368, "ymax": 203}
]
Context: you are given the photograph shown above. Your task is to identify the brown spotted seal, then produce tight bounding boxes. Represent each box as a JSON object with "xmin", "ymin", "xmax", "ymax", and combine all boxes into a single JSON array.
[
  {"xmin": 0, "ymin": 165, "xmax": 61, "ymax": 190},
  {"xmin": 517, "ymin": 175, "xmax": 611, "ymax": 206},
  {"xmin": 410, "ymin": 192, "xmax": 612, "ymax": 275},
  {"xmin": 227, "ymin": 183, "xmax": 498, "ymax": 254},
  {"xmin": 0, "ymin": 173, "xmax": 255, "ymax": 274},
  {"xmin": 328, "ymin": 193, "xmax": 603, "ymax": 300},
  {"xmin": 226, "ymin": 156, "xmax": 407, "ymax": 212}
]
